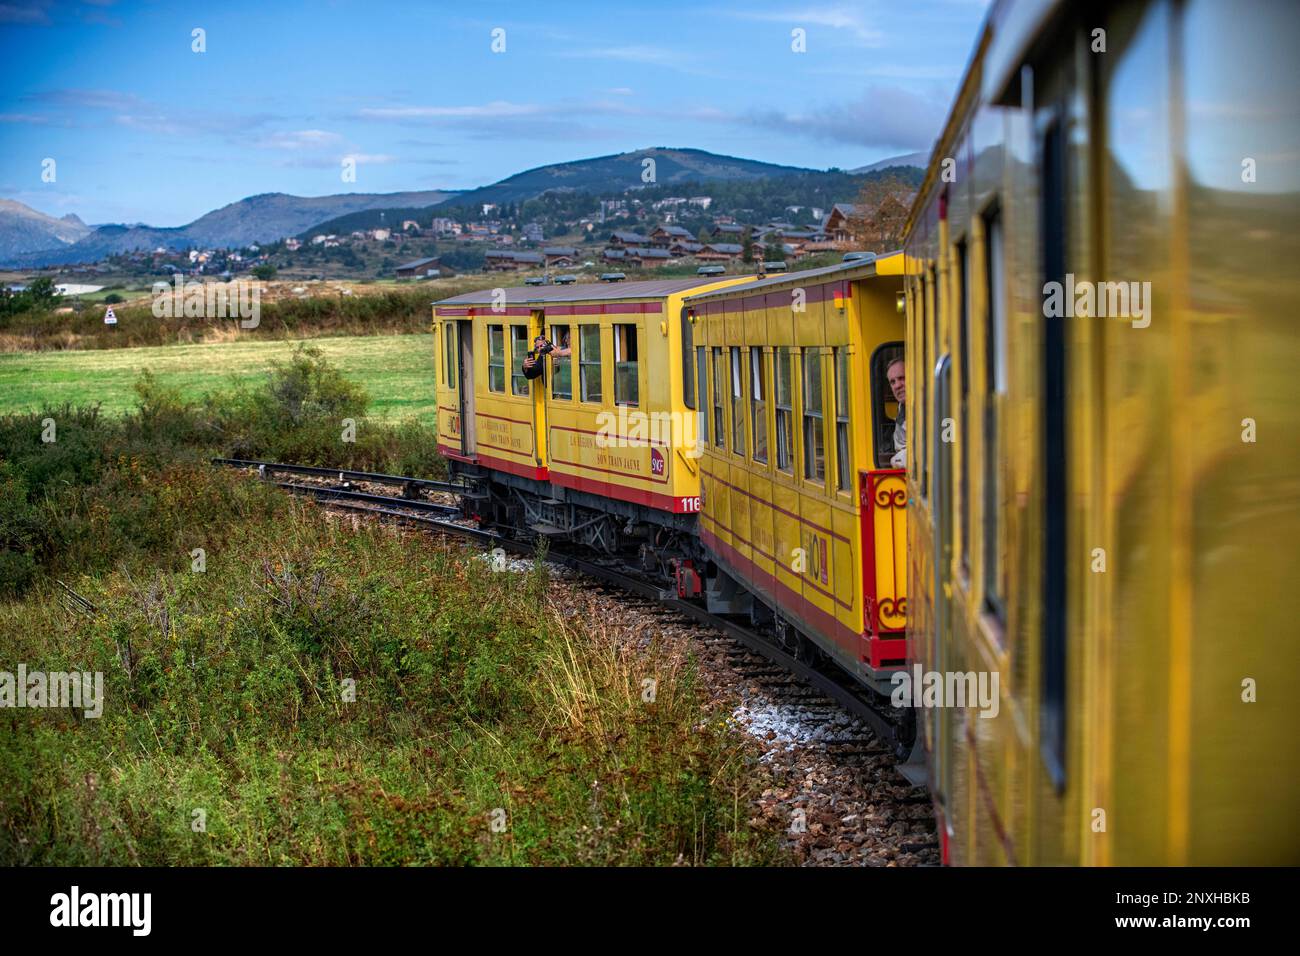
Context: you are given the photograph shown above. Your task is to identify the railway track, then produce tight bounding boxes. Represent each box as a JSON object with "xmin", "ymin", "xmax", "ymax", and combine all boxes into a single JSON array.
[{"xmin": 214, "ymin": 457, "xmax": 939, "ymax": 866}]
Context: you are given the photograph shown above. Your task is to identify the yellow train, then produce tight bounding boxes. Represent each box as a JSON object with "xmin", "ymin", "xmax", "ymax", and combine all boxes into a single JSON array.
[
  {"xmin": 432, "ymin": 262, "xmax": 915, "ymax": 750},
  {"xmin": 682, "ymin": 257, "xmax": 908, "ymax": 699},
  {"xmin": 430, "ymin": 0, "xmax": 1298, "ymax": 866},
  {"xmin": 433, "ymin": 276, "xmax": 750, "ymax": 547},
  {"xmin": 904, "ymin": 0, "xmax": 1299, "ymax": 864}
]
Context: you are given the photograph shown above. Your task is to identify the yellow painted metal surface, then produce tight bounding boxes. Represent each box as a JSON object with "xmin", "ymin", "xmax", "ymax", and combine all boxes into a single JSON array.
[{"xmin": 904, "ymin": 0, "xmax": 1299, "ymax": 865}]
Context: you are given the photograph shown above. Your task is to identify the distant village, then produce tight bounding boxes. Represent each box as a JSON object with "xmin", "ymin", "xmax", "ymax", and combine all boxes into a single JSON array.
[{"xmin": 32, "ymin": 186, "xmax": 914, "ymax": 287}]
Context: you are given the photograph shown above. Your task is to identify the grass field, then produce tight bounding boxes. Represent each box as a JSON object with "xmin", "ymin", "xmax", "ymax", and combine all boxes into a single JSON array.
[{"xmin": 0, "ymin": 333, "xmax": 437, "ymax": 421}]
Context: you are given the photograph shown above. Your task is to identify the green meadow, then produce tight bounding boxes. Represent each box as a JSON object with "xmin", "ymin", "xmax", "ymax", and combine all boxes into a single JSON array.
[{"xmin": 0, "ymin": 334, "xmax": 437, "ymax": 421}]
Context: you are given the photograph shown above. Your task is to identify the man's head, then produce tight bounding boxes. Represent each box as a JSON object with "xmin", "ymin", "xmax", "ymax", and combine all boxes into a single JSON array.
[
  {"xmin": 534, "ymin": 335, "xmax": 547, "ymax": 349},
  {"xmin": 887, "ymin": 357, "xmax": 906, "ymax": 404}
]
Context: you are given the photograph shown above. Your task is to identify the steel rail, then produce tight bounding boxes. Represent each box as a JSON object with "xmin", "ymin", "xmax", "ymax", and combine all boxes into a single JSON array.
[{"xmin": 212, "ymin": 457, "xmax": 465, "ymax": 493}]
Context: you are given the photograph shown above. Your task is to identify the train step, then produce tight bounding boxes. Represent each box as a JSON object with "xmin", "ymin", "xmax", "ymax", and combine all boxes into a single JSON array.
[{"xmin": 528, "ymin": 522, "xmax": 568, "ymax": 537}]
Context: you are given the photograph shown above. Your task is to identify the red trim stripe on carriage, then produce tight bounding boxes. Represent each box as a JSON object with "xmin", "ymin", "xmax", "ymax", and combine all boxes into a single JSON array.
[
  {"xmin": 700, "ymin": 511, "xmax": 852, "ymax": 611},
  {"xmin": 438, "ymin": 445, "xmax": 548, "ymax": 481},
  {"xmin": 549, "ymin": 471, "xmax": 683, "ymax": 512},
  {"xmin": 546, "ymin": 302, "xmax": 662, "ymax": 315},
  {"xmin": 699, "ymin": 524, "xmax": 863, "ymax": 660}
]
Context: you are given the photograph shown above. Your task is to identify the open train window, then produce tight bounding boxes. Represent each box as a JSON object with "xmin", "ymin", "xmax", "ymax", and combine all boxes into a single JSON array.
[
  {"xmin": 614, "ymin": 324, "xmax": 639, "ymax": 407},
  {"xmin": 870, "ymin": 342, "xmax": 906, "ymax": 469},
  {"xmin": 487, "ymin": 325, "xmax": 506, "ymax": 393},
  {"xmin": 510, "ymin": 325, "xmax": 530, "ymax": 396},
  {"xmin": 550, "ymin": 324, "xmax": 571, "ymax": 400}
]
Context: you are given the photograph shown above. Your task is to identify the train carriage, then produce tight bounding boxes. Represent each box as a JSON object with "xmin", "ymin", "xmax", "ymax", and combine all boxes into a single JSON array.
[
  {"xmin": 904, "ymin": 0, "xmax": 1299, "ymax": 864},
  {"xmin": 682, "ymin": 255, "xmax": 909, "ymax": 701},
  {"xmin": 432, "ymin": 276, "xmax": 749, "ymax": 556}
]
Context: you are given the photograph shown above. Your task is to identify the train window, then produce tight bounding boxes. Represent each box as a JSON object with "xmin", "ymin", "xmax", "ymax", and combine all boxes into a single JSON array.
[
  {"xmin": 488, "ymin": 325, "xmax": 506, "ymax": 393},
  {"xmin": 751, "ymin": 349, "xmax": 768, "ymax": 464},
  {"xmin": 1040, "ymin": 112, "xmax": 1068, "ymax": 791},
  {"xmin": 614, "ymin": 324, "xmax": 639, "ymax": 407},
  {"xmin": 444, "ymin": 322, "xmax": 458, "ymax": 388},
  {"xmin": 712, "ymin": 347, "xmax": 725, "ymax": 448},
  {"xmin": 919, "ymin": 270, "xmax": 932, "ymax": 498},
  {"xmin": 730, "ymin": 347, "xmax": 745, "ymax": 457},
  {"xmin": 579, "ymin": 324, "xmax": 603, "ymax": 403},
  {"xmin": 696, "ymin": 347, "xmax": 709, "ymax": 447},
  {"xmin": 681, "ymin": 308, "xmax": 696, "ymax": 411},
  {"xmin": 983, "ymin": 206, "xmax": 1006, "ymax": 623},
  {"xmin": 510, "ymin": 325, "xmax": 530, "ymax": 396},
  {"xmin": 802, "ymin": 349, "xmax": 826, "ymax": 483},
  {"xmin": 870, "ymin": 344, "xmax": 906, "ymax": 469},
  {"xmin": 957, "ymin": 239, "xmax": 971, "ymax": 575},
  {"xmin": 550, "ymin": 324, "xmax": 572, "ymax": 400},
  {"xmin": 774, "ymin": 347, "xmax": 794, "ymax": 473},
  {"xmin": 833, "ymin": 347, "xmax": 852, "ymax": 491}
]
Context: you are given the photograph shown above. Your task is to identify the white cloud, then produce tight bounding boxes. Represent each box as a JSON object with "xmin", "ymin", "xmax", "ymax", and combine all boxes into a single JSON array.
[
  {"xmin": 734, "ymin": 5, "xmax": 885, "ymax": 46},
  {"xmin": 740, "ymin": 85, "xmax": 944, "ymax": 150},
  {"xmin": 258, "ymin": 129, "xmax": 345, "ymax": 150},
  {"xmin": 359, "ymin": 101, "xmax": 542, "ymax": 119}
]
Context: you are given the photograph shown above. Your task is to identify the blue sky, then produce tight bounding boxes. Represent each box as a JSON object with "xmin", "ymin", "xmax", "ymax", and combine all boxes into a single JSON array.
[{"xmin": 0, "ymin": 0, "xmax": 990, "ymax": 226}]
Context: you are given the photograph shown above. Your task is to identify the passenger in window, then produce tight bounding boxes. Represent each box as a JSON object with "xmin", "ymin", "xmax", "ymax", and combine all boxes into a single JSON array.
[
  {"xmin": 522, "ymin": 333, "xmax": 570, "ymax": 379},
  {"xmin": 887, "ymin": 357, "xmax": 907, "ymax": 468}
]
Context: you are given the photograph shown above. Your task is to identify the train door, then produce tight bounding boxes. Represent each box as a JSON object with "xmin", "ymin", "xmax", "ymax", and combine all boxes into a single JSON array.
[
  {"xmin": 457, "ymin": 319, "xmax": 476, "ymax": 456},
  {"xmin": 442, "ymin": 320, "xmax": 459, "ymax": 443},
  {"xmin": 531, "ymin": 309, "xmax": 548, "ymax": 470},
  {"xmin": 932, "ymin": 352, "xmax": 956, "ymax": 838}
]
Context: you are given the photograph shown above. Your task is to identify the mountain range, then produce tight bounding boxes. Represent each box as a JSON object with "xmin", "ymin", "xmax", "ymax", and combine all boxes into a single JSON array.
[
  {"xmin": 0, "ymin": 200, "xmax": 93, "ymax": 261},
  {"xmin": 1, "ymin": 148, "xmax": 926, "ymax": 268},
  {"xmin": 0, "ymin": 190, "xmax": 454, "ymax": 268}
]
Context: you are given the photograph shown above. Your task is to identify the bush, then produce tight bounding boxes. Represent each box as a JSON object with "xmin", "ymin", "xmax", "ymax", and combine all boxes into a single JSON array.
[
  {"xmin": 0, "ymin": 507, "xmax": 783, "ymax": 865},
  {"xmin": 0, "ymin": 349, "xmax": 444, "ymax": 595}
]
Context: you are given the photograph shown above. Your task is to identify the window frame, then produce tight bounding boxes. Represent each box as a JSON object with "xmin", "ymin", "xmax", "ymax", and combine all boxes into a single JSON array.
[
  {"xmin": 802, "ymin": 348, "xmax": 826, "ymax": 485},
  {"xmin": 696, "ymin": 346, "xmax": 709, "ymax": 447},
  {"xmin": 712, "ymin": 346, "xmax": 726, "ymax": 448},
  {"xmin": 833, "ymin": 346, "xmax": 852, "ymax": 493},
  {"xmin": 487, "ymin": 324, "xmax": 506, "ymax": 393},
  {"xmin": 730, "ymin": 346, "xmax": 746, "ymax": 458},
  {"xmin": 957, "ymin": 237, "xmax": 972, "ymax": 576},
  {"xmin": 579, "ymin": 323, "xmax": 603, "ymax": 404},
  {"xmin": 982, "ymin": 203, "xmax": 1007, "ymax": 626},
  {"xmin": 751, "ymin": 348, "xmax": 768, "ymax": 465},
  {"xmin": 510, "ymin": 324, "xmax": 530, "ymax": 397},
  {"xmin": 870, "ymin": 342, "xmax": 907, "ymax": 469},
  {"xmin": 774, "ymin": 346, "xmax": 794, "ymax": 474},
  {"xmin": 681, "ymin": 308, "xmax": 696, "ymax": 410},
  {"xmin": 613, "ymin": 322, "xmax": 640, "ymax": 408},
  {"xmin": 443, "ymin": 321, "xmax": 458, "ymax": 390},
  {"xmin": 550, "ymin": 323, "xmax": 572, "ymax": 400}
]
